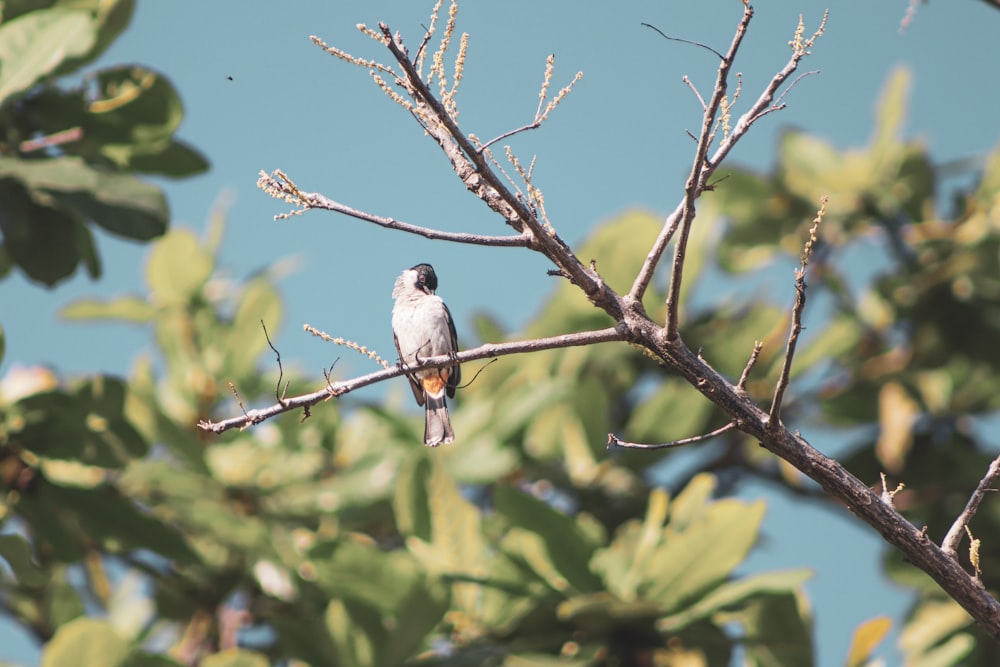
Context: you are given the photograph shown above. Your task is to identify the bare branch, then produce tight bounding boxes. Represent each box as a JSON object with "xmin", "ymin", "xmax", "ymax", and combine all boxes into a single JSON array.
[
  {"xmin": 640, "ymin": 22, "xmax": 727, "ymax": 61},
  {"xmin": 257, "ymin": 170, "xmax": 529, "ymax": 247},
  {"xmin": 376, "ymin": 23, "xmax": 619, "ymax": 316},
  {"xmin": 608, "ymin": 421, "xmax": 736, "ymax": 450},
  {"xmin": 477, "ymin": 54, "xmax": 581, "ymax": 152},
  {"xmin": 631, "ymin": 3, "xmax": 754, "ymax": 316},
  {"xmin": 477, "ymin": 122, "xmax": 541, "ymax": 153},
  {"xmin": 630, "ymin": 8, "xmax": 826, "ymax": 306},
  {"xmin": 682, "ymin": 75, "xmax": 708, "ymax": 112},
  {"xmin": 942, "ymin": 453, "xmax": 1000, "ymax": 559},
  {"xmin": 770, "ymin": 197, "xmax": 826, "ymax": 426},
  {"xmin": 198, "ymin": 327, "xmax": 624, "ymax": 434},
  {"xmin": 261, "ymin": 320, "xmax": 289, "ymax": 404},
  {"xmin": 737, "ymin": 341, "xmax": 763, "ymax": 391}
]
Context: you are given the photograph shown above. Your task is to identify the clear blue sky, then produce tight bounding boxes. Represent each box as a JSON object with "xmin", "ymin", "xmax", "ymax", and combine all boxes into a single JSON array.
[{"xmin": 3, "ymin": 1, "xmax": 999, "ymax": 664}]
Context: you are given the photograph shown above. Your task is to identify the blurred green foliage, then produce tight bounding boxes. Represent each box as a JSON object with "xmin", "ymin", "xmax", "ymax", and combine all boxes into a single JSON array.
[
  {"xmin": 0, "ymin": 0, "xmax": 208, "ymax": 288},
  {"xmin": 2, "ymin": 45, "xmax": 1000, "ymax": 667}
]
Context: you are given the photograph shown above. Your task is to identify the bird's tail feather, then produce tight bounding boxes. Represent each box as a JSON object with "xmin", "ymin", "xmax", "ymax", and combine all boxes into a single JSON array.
[{"xmin": 423, "ymin": 392, "xmax": 454, "ymax": 446}]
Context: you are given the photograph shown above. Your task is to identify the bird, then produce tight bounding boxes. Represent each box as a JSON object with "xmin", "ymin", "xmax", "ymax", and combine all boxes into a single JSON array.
[{"xmin": 391, "ymin": 263, "xmax": 461, "ymax": 446}]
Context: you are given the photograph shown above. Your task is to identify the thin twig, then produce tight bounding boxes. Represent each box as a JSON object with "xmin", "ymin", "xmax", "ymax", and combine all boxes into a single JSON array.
[
  {"xmin": 198, "ymin": 327, "xmax": 625, "ymax": 434},
  {"xmin": 737, "ymin": 341, "xmax": 763, "ymax": 390},
  {"xmin": 769, "ymin": 197, "xmax": 826, "ymax": 426},
  {"xmin": 682, "ymin": 75, "xmax": 708, "ymax": 112},
  {"xmin": 261, "ymin": 320, "xmax": 289, "ymax": 404},
  {"xmin": 455, "ymin": 357, "xmax": 497, "ymax": 390},
  {"xmin": 661, "ymin": 5, "xmax": 754, "ymax": 338},
  {"xmin": 942, "ymin": 453, "xmax": 1000, "ymax": 558},
  {"xmin": 630, "ymin": 8, "xmax": 825, "ymax": 305},
  {"xmin": 640, "ymin": 22, "xmax": 726, "ymax": 61},
  {"xmin": 477, "ymin": 122, "xmax": 540, "ymax": 153},
  {"xmin": 257, "ymin": 170, "xmax": 529, "ymax": 247},
  {"xmin": 18, "ymin": 126, "xmax": 83, "ymax": 153},
  {"xmin": 608, "ymin": 421, "xmax": 736, "ymax": 450}
]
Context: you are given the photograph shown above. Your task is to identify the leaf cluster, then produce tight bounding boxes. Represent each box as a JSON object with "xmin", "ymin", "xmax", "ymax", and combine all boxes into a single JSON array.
[{"xmin": 0, "ymin": 0, "xmax": 208, "ymax": 287}]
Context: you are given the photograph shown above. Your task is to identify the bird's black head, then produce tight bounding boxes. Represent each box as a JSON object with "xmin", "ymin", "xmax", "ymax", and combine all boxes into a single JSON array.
[{"xmin": 411, "ymin": 263, "xmax": 438, "ymax": 294}]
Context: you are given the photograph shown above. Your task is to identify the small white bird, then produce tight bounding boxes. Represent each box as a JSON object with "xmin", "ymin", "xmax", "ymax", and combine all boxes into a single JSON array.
[{"xmin": 391, "ymin": 263, "xmax": 461, "ymax": 446}]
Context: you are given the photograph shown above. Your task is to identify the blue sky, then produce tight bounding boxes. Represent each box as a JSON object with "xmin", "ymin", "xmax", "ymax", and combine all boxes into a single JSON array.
[{"xmin": 3, "ymin": 1, "xmax": 1000, "ymax": 664}]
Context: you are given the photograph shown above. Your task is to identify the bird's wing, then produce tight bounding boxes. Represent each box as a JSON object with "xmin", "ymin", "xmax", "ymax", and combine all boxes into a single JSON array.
[
  {"xmin": 394, "ymin": 330, "xmax": 425, "ymax": 406},
  {"xmin": 444, "ymin": 302, "xmax": 461, "ymax": 398}
]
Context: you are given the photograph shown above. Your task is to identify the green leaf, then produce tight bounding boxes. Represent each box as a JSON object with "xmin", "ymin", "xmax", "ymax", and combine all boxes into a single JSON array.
[
  {"xmin": 50, "ymin": 171, "xmax": 168, "ymax": 240},
  {"xmin": 728, "ymin": 592, "xmax": 814, "ymax": 667},
  {"xmin": 145, "ymin": 229, "xmax": 213, "ymax": 304},
  {"xmin": 89, "ymin": 66, "xmax": 182, "ymax": 141},
  {"xmin": 224, "ymin": 277, "xmax": 282, "ymax": 376},
  {"xmin": 641, "ymin": 495, "xmax": 766, "ymax": 615},
  {"xmin": 44, "ymin": 568, "xmax": 86, "ymax": 630},
  {"xmin": 393, "ymin": 453, "xmax": 433, "ymax": 541},
  {"xmin": 0, "ymin": 8, "xmax": 97, "ymax": 107},
  {"xmin": 0, "ymin": 533, "xmax": 49, "ymax": 586},
  {"xmin": 75, "ymin": 0, "xmax": 136, "ymax": 71},
  {"xmin": 590, "ymin": 488, "xmax": 669, "ymax": 601},
  {"xmin": 556, "ymin": 592, "xmax": 661, "ymax": 635},
  {"xmin": 127, "ymin": 138, "xmax": 210, "ymax": 177},
  {"xmin": 667, "ymin": 473, "xmax": 716, "ymax": 533},
  {"xmin": 659, "ymin": 569, "xmax": 814, "ymax": 632},
  {"xmin": 0, "ymin": 179, "xmax": 83, "ymax": 286},
  {"xmin": 0, "ymin": 156, "xmax": 169, "ymax": 242},
  {"xmin": 18, "ymin": 482, "xmax": 200, "ymax": 564},
  {"xmin": 41, "ymin": 618, "xmax": 127, "ymax": 667},
  {"xmin": 270, "ymin": 614, "xmax": 341, "ymax": 667},
  {"xmin": 869, "ymin": 67, "xmax": 910, "ymax": 168},
  {"xmin": 119, "ymin": 654, "xmax": 186, "ymax": 667},
  {"xmin": 0, "ymin": 322, "xmax": 5, "ymax": 365},
  {"xmin": 199, "ymin": 650, "xmax": 269, "ymax": 667},
  {"xmin": 60, "ymin": 295, "xmax": 154, "ymax": 322},
  {"xmin": 326, "ymin": 598, "xmax": 383, "ymax": 667},
  {"xmin": 407, "ymin": 456, "xmax": 486, "ymax": 577},
  {"xmin": 493, "ymin": 485, "xmax": 602, "ymax": 594},
  {"xmin": 307, "ymin": 539, "xmax": 423, "ymax": 613},
  {"xmin": 382, "ymin": 574, "xmax": 450, "ymax": 665},
  {"xmin": 15, "ymin": 376, "xmax": 148, "ymax": 467},
  {"xmin": 899, "ymin": 599, "xmax": 972, "ymax": 659}
]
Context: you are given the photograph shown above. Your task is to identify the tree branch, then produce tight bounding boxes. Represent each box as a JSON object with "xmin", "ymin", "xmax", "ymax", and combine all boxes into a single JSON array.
[
  {"xmin": 198, "ymin": 327, "xmax": 624, "ymax": 434},
  {"xmin": 770, "ymin": 198, "xmax": 826, "ymax": 426},
  {"xmin": 376, "ymin": 23, "xmax": 623, "ymax": 319},
  {"xmin": 257, "ymin": 170, "xmax": 530, "ymax": 247},
  {"xmin": 608, "ymin": 421, "xmax": 736, "ymax": 450},
  {"xmin": 942, "ymin": 453, "xmax": 1000, "ymax": 559},
  {"xmin": 629, "ymin": 9, "xmax": 826, "ymax": 307}
]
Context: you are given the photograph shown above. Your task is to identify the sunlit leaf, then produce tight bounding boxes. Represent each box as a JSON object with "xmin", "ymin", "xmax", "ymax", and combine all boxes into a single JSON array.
[
  {"xmin": 845, "ymin": 616, "xmax": 892, "ymax": 667},
  {"xmin": 494, "ymin": 485, "xmax": 603, "ymax": 594},
  {"xmin": 199, "ymin": 650, "xmax": 269, "ymax": 667},
  {"xmin": 145, "ymin": 228, "xmax": 213, "ymax": 304},
  {"xmin": 0, "ymin": 8, "xmax": 96, "ymax": 106},
  {"xmin": 60, "ymin": 295, "xmax": 154, "ymax": 322},
  {"xmin": 642, "ymin": 496, "xmax": 766, "ymax": 615},
  {"xmin": 40, "ymin": 618, "xmax": 127, "ymax": 667}
]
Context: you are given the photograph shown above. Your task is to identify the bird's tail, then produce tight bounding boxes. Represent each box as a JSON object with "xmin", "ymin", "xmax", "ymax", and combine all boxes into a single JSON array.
[{"xmin": 423, "ymin": 391, "xmax": 454, "ymax": 446}]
